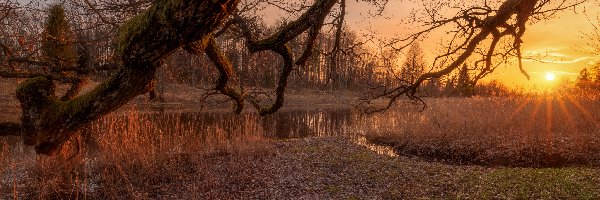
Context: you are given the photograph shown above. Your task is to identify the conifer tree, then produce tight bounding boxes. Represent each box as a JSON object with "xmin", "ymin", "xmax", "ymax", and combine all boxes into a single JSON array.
[
  {"xmin": 577, "ymin": 67, "xmax": 592, "ymax": 90},
  {"xmin": 41, "ymin": 4, "xmax": 76, "ymax": 69},
  {"xmin": 457, "ymin": 64, "xmax": 474, "ymax": 96},
  {"xmin": 400, "ymin": 42, "xmax": 425, "ymax": 83}
]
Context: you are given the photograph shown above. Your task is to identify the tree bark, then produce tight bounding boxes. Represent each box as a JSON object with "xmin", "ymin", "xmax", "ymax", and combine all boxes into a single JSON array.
[{"xmin": 13, "ymin": 0, "xmax": 239, "ymax": 155}]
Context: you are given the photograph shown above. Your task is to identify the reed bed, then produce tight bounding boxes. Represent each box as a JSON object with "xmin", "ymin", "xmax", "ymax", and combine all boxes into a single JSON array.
[
  {"xmin": 365, "ymin": 95, "xmax": 600, "ymax": 167},
  {"xmin": 0, "ymin": 108, "xmax": 271, "ymax": 199},
  {"xmin": 1, "ymin": 93, "xmax": 599, "ymax": 198}
]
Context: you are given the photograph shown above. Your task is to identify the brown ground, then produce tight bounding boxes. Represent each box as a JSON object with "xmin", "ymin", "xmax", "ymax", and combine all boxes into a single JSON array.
[{"xmin": 5, "ymin": 137, "xmax": 598, "ymax": 199}]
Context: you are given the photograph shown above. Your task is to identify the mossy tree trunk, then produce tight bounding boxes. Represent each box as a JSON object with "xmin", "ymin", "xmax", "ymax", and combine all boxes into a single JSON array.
[{"xmin": 9, "ymin": 0, "xmax": 239, "ymax": 155}]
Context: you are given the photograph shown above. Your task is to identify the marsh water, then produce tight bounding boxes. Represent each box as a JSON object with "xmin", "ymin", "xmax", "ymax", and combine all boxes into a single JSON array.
[
  {"xmin": 96, "ymin": 109, "xmax": 356, "ymax": 139},
  {"xmin": 1, "ymin": 108, "xmax": 395, "ymax": 196},
  {"xmin": 77, "ymin": 108, "xmax": 399, "ymax": 156}
]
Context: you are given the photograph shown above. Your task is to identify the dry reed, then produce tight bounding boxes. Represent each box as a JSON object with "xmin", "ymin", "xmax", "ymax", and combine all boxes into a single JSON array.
[{"xmin": 365, "ymin": 95, "xmax": 600, "ymax": 167}]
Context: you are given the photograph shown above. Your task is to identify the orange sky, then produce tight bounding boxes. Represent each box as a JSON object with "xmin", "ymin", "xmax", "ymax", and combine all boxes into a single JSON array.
[
  {"xmin": 344, "ymin": 1, "xmax": 599, "ymax": 90},
  {"xmin": 260, "ymin": 1, "xmax": 599, "ymax": 89},
  {"xmin": 505, "ymin": 8, "xmax": 596, "ymax": 89}
]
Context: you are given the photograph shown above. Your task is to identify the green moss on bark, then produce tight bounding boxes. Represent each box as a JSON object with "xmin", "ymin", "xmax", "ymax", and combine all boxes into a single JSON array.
[
  {"xmin": 14, "ymin": 0, "xmax": 240, "ymax": 155},
  {"xmin": 116, "ymin": 12, "xmax": 151, "ymax": 55},
  {"xmin": 116, "ymin": 0, "xmax": 182, "ymax": 56},
  {"xmin": 16, "ymin": 76, "xmax": 56, "ymax": 108}
]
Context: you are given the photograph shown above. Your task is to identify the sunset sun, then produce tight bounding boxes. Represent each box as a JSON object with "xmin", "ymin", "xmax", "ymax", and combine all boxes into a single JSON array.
[{"xmin": 545, "ymin": 72, "xmax": 556, "ymax": 81}]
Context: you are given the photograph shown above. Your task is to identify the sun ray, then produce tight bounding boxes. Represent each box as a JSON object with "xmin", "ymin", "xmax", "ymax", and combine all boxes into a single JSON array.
[
  {"xmin": 532, "ymin": 97, "xmax": 542, "ymax": 128},
  {"xmin": 556, "ymin": 95, "xmax": 582, "ymax": 146},
  {"xmin": 508, "ymin": 97, "xmax": 531, "ymax": 121},
  {"xmin": 544, "ymin": 97, "xmax": 554, "ymax": 148},
  {"xmin": 565, "ymin": 94, "xmax": 600, "ymax": 129},
  {"xmin": 522, "ymin": 97, "xmax": 543, "ymax": 145},
  {"xmin": 556, "ymin": 96, "xmax": 576, "ymax": 125}
]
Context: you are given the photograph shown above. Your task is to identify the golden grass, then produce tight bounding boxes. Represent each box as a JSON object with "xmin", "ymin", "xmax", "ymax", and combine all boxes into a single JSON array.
[
  {"xmin": 1, "ymin": 91, "xmax": 600, "ymax": 198},
  {"xmin": 0, "ymin": 108, "xmax": 271, "ymax": 199},
  {"xmin": 365, "ymin": 95, "xmax": 600, "ymax": 167}
]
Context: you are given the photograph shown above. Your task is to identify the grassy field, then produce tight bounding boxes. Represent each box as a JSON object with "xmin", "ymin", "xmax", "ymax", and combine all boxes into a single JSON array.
[
  {"xmin": 365, "ymin": 95, "xmax": 600, "ymax": 168},
  {"xmin": 1, "ymin": 136, "xmax": 598, "ymax": 199},
  {"xmin": 1, "ymin": 78, "xmax": 600, "ymax": 198}
]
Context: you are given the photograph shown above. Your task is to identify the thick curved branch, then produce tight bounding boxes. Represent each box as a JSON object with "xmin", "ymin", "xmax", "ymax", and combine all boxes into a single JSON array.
[
  {"xmin": 247, "ymin": 44, "xmax": 294, "ymax": 116},
  {"xmin": 60, "ymin": 78, "xmax": 88, "ymax": 101},
  {"xmin": 240, "ymin": 0, "xmax": 337, "ymax": 52},
  {"xmin": 362, "ymin": 0, "xmax": 539, "ymax": 114},
  {"xmin": 0, "ymin": 71, "xmax": 48, "ymax": 78},
  {"xmin": 13, "ymin": 0, "xmax": 239, "ymax": 155},
  {"xmin": 296, "ymin": 22, "xmax": 322, "ymax": 66},
  {"xmin": 196, "ymin": 36, "xmax": 294, "ymax": 115},
  {"xmin": 194, "ymin": 36, "xmax": 246, "ymax": 114},
  {"xmin": 7, "ymin": 57, "xmax": 50, "ymax": 66},
  {"xmin": 472, "ymin": 29, "xmax": 503, "ymax": 83},
  {"xmin": 221, "ymin": 0, "xmax": 338, "ymax": 115}
]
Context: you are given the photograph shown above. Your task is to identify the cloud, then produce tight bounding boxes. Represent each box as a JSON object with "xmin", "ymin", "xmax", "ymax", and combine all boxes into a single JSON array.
[
  {"xmin": 523, "ymin": 56, "xmax": 594, "ymax": 64},
  {"xmin": 522, "ymin": 48, "xmax": 595, "ymax": 64},
  {"xmin": 547, "ymin": 52, "xmax": 567, "ymax": 58}
]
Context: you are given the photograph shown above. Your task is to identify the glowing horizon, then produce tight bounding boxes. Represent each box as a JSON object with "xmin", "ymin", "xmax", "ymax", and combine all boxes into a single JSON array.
[
  {"xmin": 344, "ymin": 1, "xmax": 599, "ymax": 90},
  {"xmin": 260, "ymin": 1, "xmax": 598, "ymax": 90}
]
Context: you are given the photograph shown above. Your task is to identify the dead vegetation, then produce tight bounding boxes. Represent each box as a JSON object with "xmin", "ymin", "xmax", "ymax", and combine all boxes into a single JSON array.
[
  {"xmin": 366, "ymin": 96, "xmax": 600, "ymax": 167},
  {"xmin": 0, "ymin": 108, "xmax": 272, "ymax": 199},
  {"xmin": 2, "ymin": 136, "xmax": 599, "ymax": 199},
  {"xmin": 1, "ymin": 80, "xmax": 600, "ymax": 198}
]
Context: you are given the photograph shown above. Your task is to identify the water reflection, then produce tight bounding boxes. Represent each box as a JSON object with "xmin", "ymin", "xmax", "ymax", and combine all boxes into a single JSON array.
[
  {"xmin": 1, "ymin": 108, "xmax": 397, "ymax": 159},
  {"xmin": 83, "ymin": 109, "xmax": 355, "ymax": 140},
  {"xmin": 353, "ymin": 136, "xmax": 398, "ymax": 157},
  {"xmin": 0, "ymin": 108, "xmax": 396, "ymax": 197},
  {"xmin": 76, "ymin": 108, "xmax": 397, "ymax": 157}
]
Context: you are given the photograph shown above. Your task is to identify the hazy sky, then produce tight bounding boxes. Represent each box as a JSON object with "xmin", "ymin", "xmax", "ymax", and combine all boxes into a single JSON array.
[
  {"xmin": 265, "ymin": 0, "xmax": 600, "ymax": 88},
  {"xmin": 344, "ymin": 1, "xmax": 599, "ymax": 89},
  {"xmin": 262, "ymin": 0, "xmax": 600, "ymax": 89}
]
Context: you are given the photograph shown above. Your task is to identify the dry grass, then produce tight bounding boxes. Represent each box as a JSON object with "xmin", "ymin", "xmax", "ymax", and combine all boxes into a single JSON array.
[
  {"xmin": 2, "ymin": 77, "xmax": 600, "ymax": 198},
  {"xmin": 0, "ymin": 108, "xmax": 272, "ymax": 199},
  {"xmin": 0, "ymin": 101, "xmax": 599, "ymax": 198},
  {"xmin": 365, "ymin": 95, "xmax": 600, "ymax": 167}
]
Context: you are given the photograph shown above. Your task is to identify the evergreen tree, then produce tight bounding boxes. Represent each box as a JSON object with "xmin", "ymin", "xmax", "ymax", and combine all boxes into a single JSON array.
[
  {"xmin": 41, "ymin": 4, "xmax": 77, "ymax": 69},
  {"xmin": 576, "ymin": 67, "xmax": 591, "ymax": 89},
  {"xmin": 422, "ymin": 77, "xmax": 441, "ymax": 96},
  {"xmin": 591, "ymin": 64, "xmax": 600, "ymax": 84},
  {"xmin": 457, "ymin": 64, "xmax": 474, "ymax": 96}
]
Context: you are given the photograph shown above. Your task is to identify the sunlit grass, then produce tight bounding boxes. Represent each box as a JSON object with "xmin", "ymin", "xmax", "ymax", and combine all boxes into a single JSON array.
[
  {"xmin": 1, "ymin": 88, "xmax": 599, "ymax": 198},
  {"xmin": 366, "ymin": 95, "xmax": 600, "ymax": 167},
  {"xmin": 0, "ymin": 108, "xmax": 272, "ymax": 199}
]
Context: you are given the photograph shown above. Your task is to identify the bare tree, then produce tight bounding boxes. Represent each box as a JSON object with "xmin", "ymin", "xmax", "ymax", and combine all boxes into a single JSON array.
[
  {"xmin": 399, "ymin": 42, "xmax": 426, "ymax": 84},
  {"xmin": 359, "ymin": 0, "xmax": 587, "ymax": 113},
  {"xmin": 0, "ymin": 0, "xmax": 588, "ymax": 155},
  {"xmin": 456, "ymin": 64, "xmax": 474, "ymax": 96},
  {"xmin": 0, "ymin": 0, "xmax": 361, "ymax": 155},
  {"xmin": 1, "ymin": 0, "xmax": 242, "ymax": 154}
]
